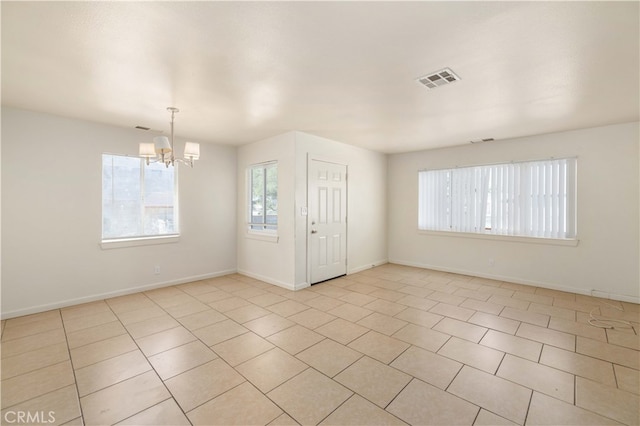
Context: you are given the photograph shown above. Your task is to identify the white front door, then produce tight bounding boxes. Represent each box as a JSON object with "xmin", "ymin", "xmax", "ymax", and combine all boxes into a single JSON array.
[{"xmin": 309, "ymin": 159, "xmax": 347, "ymax": 284}]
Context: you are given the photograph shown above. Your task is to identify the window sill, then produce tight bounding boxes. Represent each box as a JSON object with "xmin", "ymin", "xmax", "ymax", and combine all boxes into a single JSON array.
[
  {"xmin": 417, "ymin": 229, "xmax": 579, "ymax": 247},
  {"xmin": 246, "ymin": 230, "xmax": 279, "ymax": 243},
  {"xmin": 101, "ymin": 235, "xmax": 180, "ymax": 250}
]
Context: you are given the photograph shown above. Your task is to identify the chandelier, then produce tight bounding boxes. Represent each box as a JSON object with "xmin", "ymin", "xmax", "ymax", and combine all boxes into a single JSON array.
[{"xmin": 138, "ymin": 107, "xmax": 200, "ymax": 167}]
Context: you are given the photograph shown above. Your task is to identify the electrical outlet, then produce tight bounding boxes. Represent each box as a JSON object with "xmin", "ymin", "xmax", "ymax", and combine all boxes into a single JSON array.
[
  {"xmin": 488, "ymin": 258, "xmax": 495, "ymax": 267},
  {"xmin": 154, "ymin": 265, "xmax": 161, "ymax": 275}
]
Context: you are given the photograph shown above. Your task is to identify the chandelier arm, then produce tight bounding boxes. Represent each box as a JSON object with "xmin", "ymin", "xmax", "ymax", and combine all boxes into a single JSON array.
[
  {"xmin": 139, "ymin": 107, "xmax": 198, "ymax": 168},
  {"xmin": 174, "ymin": 158, "xmax": 195, "ymax": 168},
  {"xmin": 170, "ymin": 109, "xmax": 176, "ymax": 154}
]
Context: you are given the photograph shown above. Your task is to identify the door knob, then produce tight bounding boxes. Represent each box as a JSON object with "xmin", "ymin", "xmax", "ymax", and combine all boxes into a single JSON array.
[{"xmin": 311, "ymin": 229, "xmax": 318, "ymax": 234}]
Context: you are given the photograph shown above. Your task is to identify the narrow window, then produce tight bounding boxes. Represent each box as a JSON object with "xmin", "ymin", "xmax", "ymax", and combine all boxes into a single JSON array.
[
  {"xmin": 102, "ymin": 154, "xmax": 177, "ymax": 240},
  {"xmin": 249, "ymin": 162, "xmax": 278, "ymax": 231},
  {"xmin": 418, "ymin": 158, "xmax": 576, "ymax": 239}
]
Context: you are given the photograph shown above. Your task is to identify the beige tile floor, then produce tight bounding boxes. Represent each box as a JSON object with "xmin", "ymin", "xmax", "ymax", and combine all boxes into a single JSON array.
[{"xmin": 1, "ymin": 264, "xmax": 639, "ymax": 425}]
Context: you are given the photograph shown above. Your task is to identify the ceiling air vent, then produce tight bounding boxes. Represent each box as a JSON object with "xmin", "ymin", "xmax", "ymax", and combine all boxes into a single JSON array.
[
  {"xmin": 135, "ymin": 126, "xmax": 151, "ymax": 131},
  {"xmin": 417, "ymin": 68, "xmax": 460, "ymax": 90}
]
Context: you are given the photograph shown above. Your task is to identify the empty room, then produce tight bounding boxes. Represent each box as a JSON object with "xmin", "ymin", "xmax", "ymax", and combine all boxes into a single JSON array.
[{"xmin": 1, "ymin": 2, "xmax": 639, "ymax": 425}]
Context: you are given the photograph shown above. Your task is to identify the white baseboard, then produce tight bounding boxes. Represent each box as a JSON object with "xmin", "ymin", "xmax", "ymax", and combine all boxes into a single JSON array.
[
  {"xmin": 236, "ymin": 260, "xmax": 391, "ymax": 291},
  {"xmin": 589, "ymin": 290, "xmax": 640, "ymax": 305},
  {"xmin": 348, "ymin": 259, "xmax": 389, "ymax": 275},
  {"xmin": 389, "ymin": 259, "xmax": 640, "ymax": 304},
  {"xmin": 294, "ymin": 282, "xmax": 311, "ymax": 291},
  {"xmin": 236, "ymin": 269, "xmax": 297, "ymax": 291},
  {"xmin": 1, "ymin": 269, "xmax": 237, "ymax": 320}
]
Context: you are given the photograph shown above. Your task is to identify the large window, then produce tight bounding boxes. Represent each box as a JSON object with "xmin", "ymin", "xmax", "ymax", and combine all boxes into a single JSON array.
[
  {"xmin": 102, "ymin": 154, "xmax": 177, "ymax": 240},
  {"xmin": 249, "ymin": 162, "xmax": 277, "ymax": 231},
  {"xmin": 418, "ymin": 158, "xmax": 576, "ymax": 239}
]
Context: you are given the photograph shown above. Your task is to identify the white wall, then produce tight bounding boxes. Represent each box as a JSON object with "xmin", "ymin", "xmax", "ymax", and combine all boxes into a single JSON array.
[
  {"xmin": 388, "ymin": 122, "xmax": 640, "ymax": 302},
  {"xmin": 236, "ymin": 132, "xmax": 297, "ymax": 288},
  {"xmin": 237, "ymin": 131, "xmax": 387, "ymax": 290},
  {"xmin": 294, "ymin": 132, "xmax": 388, "ymax": 287},
  {"xmin": 6, "ymin": 107, "xmax": 634, "ymax": 317},
  {"xmin": 1, "ymin": 108, "xmax": 237, "ymax": 318}
]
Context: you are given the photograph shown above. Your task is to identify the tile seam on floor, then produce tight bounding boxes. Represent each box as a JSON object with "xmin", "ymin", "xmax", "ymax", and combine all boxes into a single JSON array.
[
  {"xmin": 3, "ymin": 267, "xmax": 638, "ymax": 426},
  {"xmin": 90, "ymin": 299, "xmax": 186, "ymax": 426},
  {"xmin": 59, "ymin": 308, "xmax": 86, "ymax": 425}
]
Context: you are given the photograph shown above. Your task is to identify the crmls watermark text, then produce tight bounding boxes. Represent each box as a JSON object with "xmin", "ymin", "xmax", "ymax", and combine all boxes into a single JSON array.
[{"xmin": 3, "ymin": 411, "xmax": 56, "ymax": 424}]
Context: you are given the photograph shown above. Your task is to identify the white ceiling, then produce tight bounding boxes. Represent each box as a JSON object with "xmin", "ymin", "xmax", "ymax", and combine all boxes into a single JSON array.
[{"xmin": 2, "ymin": 1, "xmax": 638, "ymax": 154}]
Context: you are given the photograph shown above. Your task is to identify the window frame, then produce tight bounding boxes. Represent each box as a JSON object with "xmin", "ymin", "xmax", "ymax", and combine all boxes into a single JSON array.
[
  {"xmin": 101, "ymin": 153, "xmax": 179, "ymax": 247},
  {"xmin": 247, "ymin": 161, "xmax": 278, "ymax": 235},
  {"xmin": 417, "ymin": 157, "xmax": 578, "ymax": 245}
]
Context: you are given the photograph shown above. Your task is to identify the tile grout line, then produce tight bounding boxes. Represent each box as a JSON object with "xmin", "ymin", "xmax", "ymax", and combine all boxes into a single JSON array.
[
  {"xmin": 3, "ymin": 265, "xmax": 638, "ymax": 425},
  {"xmin": 138, "ymin": 278, "xmax": 255, "ymax": 425},
  {"xmin": 95, "ymin": 293, "xmax": 192, "ymax": 425},
  {"xmin": 522, "ymin": 388, "xmax": 535, "ymax": 426},
  {"xmin": 59, "ymin": 308, "xmax": 86, "ymax": 426}
]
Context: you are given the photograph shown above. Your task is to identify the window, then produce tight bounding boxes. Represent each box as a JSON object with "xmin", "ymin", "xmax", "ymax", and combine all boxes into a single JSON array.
[
  {"xmin": 102, "ymin": 154, "xmax": 177, "ymax": 240},
  {"xmin": 418, "ymin": 158, "xmax": 576, "ymax": 239},
  {"xmin": 249, "ymin": 162, "xmax": 277, "ymax": 231}
]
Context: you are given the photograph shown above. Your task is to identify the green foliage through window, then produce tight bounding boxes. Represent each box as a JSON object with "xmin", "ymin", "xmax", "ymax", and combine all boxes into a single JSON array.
[{"xmin": 249, "ymin": 162, "xmax": 277, "ymax": 231}]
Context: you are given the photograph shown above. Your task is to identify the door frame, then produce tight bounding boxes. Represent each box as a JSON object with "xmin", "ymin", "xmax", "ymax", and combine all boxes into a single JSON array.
[{"xmin": 306, "ymin": 155, "xmax": 348, "ymax": 285}]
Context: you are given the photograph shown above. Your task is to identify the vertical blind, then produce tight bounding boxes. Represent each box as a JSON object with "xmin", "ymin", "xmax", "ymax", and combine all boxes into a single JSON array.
[{"xmin": 418, "ymin": 158, "xmax": 576, "ymax": 239}]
